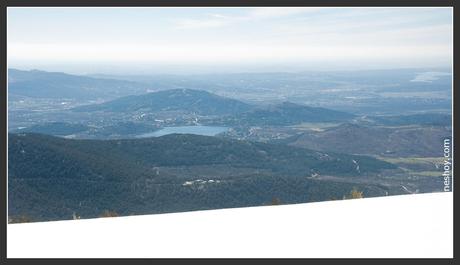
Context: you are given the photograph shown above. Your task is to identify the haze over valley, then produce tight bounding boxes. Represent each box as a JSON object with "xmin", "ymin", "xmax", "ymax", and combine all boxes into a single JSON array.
[{"xmin": 7, "ymin": 67, "xmax": 452, "ymax": 222}]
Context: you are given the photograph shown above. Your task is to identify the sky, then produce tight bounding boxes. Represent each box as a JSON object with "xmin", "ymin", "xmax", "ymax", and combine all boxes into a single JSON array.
[{"xmin": 7, "ymin": 7, "xmax": 453, "ymax": 74}]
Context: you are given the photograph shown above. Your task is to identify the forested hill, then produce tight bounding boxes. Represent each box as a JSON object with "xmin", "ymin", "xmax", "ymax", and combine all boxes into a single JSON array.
[
  {"xmin": 72, "ymin": 88, "xmax": 253, "ymax": 115},
  {"xmin": 283, "ymin": 123, "xmax": 451, "ymax": 157},
  {"xmin": 9, "ymin": 133, "xmax": 394, "ymax": 178},
  {"xmin": 8, "ymin": 133, "xmax": 396, "ymax": 222},
  {"xmin": 221, "ymin": 102, "xmax": 355, "ymax": 126}
]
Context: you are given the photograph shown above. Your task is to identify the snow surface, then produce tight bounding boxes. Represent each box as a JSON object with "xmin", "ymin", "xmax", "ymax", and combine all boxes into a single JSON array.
[{"xmin": 7, "ymin": 192, "xmax": 453, "ymax": 258}]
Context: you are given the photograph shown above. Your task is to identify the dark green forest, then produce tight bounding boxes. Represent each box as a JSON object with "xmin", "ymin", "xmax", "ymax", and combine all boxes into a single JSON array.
[{"xmin": 9, "ymin": 133, "xmax": 396, "ymax": 222}]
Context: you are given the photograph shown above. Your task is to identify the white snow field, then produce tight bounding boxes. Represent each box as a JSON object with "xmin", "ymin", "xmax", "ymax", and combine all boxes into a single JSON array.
[{"xmin": 7, "ymin": 192, "xmax": 453, "ymax": 258}]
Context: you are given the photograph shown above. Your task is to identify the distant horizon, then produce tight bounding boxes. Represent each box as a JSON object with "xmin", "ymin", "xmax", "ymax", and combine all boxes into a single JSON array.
[
  {"xmin": 8, "ymin": 7, "xmax": 453, "ymax": 74},
  {"xmin": 7, "ymin": 65, "xmax": 454, "ymax": 77}
]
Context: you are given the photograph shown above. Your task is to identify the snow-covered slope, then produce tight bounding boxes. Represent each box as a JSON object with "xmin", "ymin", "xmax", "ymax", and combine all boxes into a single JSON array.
[{"xmin": 7, "ymin": 192, "xmax": 453, "ymax": 258}]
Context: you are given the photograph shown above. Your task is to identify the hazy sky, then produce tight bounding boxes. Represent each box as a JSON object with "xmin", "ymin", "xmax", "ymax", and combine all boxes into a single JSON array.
[{"xmin": 7, "ymin": 7, "xmax": 453, "ymax": 74}]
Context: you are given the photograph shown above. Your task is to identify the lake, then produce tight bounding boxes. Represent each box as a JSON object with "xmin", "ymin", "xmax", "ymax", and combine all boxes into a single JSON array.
[{"xmin": 136, "ymin": 126, "xmax": 230, "ymax": 138}]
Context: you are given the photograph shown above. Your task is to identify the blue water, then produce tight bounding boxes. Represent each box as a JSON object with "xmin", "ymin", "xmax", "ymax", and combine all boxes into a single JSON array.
[{"xmin": 137, "ymin": 126, "xmax": 229, "ymax": 138}]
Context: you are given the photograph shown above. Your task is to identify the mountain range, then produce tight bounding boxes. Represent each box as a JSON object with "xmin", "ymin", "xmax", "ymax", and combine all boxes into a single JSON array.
[
  {"xmin": 283, "ymin": 123, "xmax": 451, "ymax": 157},
  {"xmin": 8, "ymin": 69, "xmax": 150, "ymax": 100},
  {"xmin": 71, "ymin": 89, "xmax": 355, "ymax": 123},
  {"xmin": 72, "ymin": 88, "xmax": 253, "ymax": 116}
]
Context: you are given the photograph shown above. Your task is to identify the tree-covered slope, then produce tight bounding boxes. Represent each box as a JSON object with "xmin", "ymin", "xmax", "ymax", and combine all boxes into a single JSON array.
[
  {"xmin": 8, "ymin": 133, "xmax": 396, "ymax": 222},
  {"xmin": 285, "ymin": 123, "xmax": 451, "ymax": 157},
  {"xmin": 221, "ymin": 102, "xmax": 355, "ymax": 126},
  {"xmin": 12, "ymin": 122, "xmax": 90, "ymax": 136},
  {"xmin": 72, "ymin": 89, "xmax": 253, "ymax": 116},
  {"xmin": 9, "ymin": 133, "xmax": 394, "ymax": 178}
]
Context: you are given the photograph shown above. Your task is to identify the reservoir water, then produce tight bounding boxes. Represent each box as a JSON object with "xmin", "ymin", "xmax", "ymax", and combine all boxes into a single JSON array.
[{"xmin": 137, "ymin": 126, "xmax": 229, "ymax": 138}]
